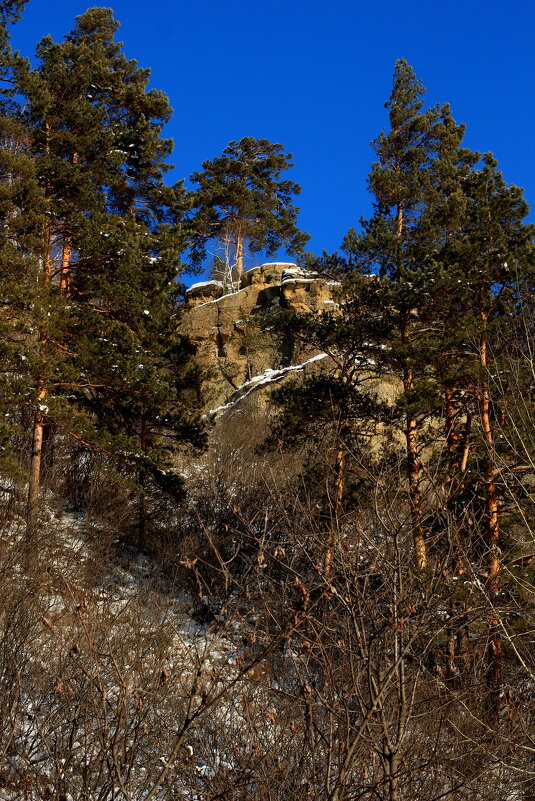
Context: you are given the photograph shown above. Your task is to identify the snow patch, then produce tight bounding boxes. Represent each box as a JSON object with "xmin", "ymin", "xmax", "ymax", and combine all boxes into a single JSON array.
[
  {"xmin": 208, "ymin": 353, "xmax": 328, "ymax": 418},
  {"xmin": 192, "ymin": 287, "xmax": 246, "ymax": 308},
  {"xmin": 187, "ymin": 280, "xmax": 224, "ymax": 292}
]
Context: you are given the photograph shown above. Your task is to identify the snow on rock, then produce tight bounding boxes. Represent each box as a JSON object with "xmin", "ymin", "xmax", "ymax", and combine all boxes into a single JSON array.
[
  {"xmin": 186, "ymin": 280, "xmax": 226, "ymax": 307},
  {"xmin": 187, "ymin": 280, "xmax": 224, "ymax": 292},
  {"xmin": 191, "ymin": 287, "xmax": 246, "ymax": 308},
  {"xmin": 257, "ymin": 262, "xmax": 297, "ymax": 267},
  {"xmin": 281, "ymin": 267, "xmax": 318, "ymax": 283},
  {"xmin": 208, "ymin": 353, "xmax": 328, "ymax": 418}
]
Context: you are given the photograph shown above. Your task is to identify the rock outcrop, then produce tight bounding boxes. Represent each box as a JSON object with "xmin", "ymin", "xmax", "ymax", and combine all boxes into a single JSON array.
[
  {"xmin": 280, "ymin": 268, "xmax": 339, "ymax": 314},
  {"xmin": 185, "ymin": 280, "xmax": 224, "ymax": 307},
  {"xmin": 180, "ymin": 264, "xmax": 337, "ymax": 413}
]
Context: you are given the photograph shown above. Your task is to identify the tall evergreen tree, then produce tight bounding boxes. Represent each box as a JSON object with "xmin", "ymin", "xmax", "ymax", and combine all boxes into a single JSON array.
[
  {"xmin": 189, "ymin": 137, "xmax": 309, "ymax": 282},
  {"xmin": 344, "ymin": 60, "xmax": 474, "ymax": 568},
  {"xmin": 343, "ymin": 62, "xmax": 535, "ymax": 706},
  {"xmin": 0, "ymin": 0, "xmax": 48, "ymax": 485},
  {"xmin": 13, "ymin": 7, "xmax": 201, "ymax": 539},
  {"xmin": 425, "ymin": 154, "xmax": 535, "ymax": 706}
]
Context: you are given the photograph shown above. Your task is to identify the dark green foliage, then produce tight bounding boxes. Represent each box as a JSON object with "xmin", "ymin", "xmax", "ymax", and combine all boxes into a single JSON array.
[
  {"xmin": 267, "ymin": 59, "xmax": 535, "ymax": 576},
  {"xmin": 188, "ymin": 136, "xmax": 310, "ymax": 276},
  {"xmin": 19, "ymin": 8, "xmax": 202, "ymax": 473},
  {"xmin": 0, "ymin": 0, "xmax": 25, "ymax": 25},
  {"xmin": 0, "ymin": 1, "xmax": 48, "ymax": 480},
  {"xmin": 0, "ymin": 8, "xmax": 204, "ymax": 512}
]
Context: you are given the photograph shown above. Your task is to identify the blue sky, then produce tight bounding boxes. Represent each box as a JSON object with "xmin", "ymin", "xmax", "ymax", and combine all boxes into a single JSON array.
[{"xmin": 9, "ymin": 0, "xmax": 535, "ymax": 271}]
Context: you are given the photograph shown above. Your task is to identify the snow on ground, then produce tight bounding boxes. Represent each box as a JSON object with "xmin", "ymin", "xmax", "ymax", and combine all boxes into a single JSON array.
[{"xmin": 0, "ymin": 501, "xmax": 264, "ymax": 800}]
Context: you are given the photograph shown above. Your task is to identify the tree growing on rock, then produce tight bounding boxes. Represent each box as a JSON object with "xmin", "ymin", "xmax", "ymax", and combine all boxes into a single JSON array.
[{"xmin": 188, "ymin": 136, "xmax": 310, "ymax": 284}]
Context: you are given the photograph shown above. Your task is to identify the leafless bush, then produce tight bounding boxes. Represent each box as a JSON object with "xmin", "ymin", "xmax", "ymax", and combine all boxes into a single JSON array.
[{"xmin": 0, "ymin": 346, "xmax": 533, "ymax": 800}]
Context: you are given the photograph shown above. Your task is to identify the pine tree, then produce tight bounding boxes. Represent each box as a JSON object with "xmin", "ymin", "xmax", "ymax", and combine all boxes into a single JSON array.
[
  {"xmin": 344, "ymin": 60, "xmax": 473, "ymax": 569},
  {"xmin": 189, "ymin": 137, "xmax": 309, "ymax": 283},
  {"xmin": 0, "ymin": 0, "xmax": 47, "ymax": 486},
  {"xmin": 14, "ymin": 8, "xmax": 201, "ymax": 541},
  {"xmin": 349, "ymin": 64, "xmax": 534, "ymax": 702},
  {"xmin": 427, "ymin": 154, "xmax": 535, "ymax": 707}
]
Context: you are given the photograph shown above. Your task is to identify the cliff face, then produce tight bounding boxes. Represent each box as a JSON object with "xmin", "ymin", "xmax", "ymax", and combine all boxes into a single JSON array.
[{"xmin": 180, "ymin": 263, "xmax": 338, "ymax": 413}]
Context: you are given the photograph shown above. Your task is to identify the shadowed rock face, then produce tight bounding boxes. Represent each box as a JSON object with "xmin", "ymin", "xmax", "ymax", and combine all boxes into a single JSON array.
[{"xmin": 181, "ymin": 264, "xmax": 337, "ymax": 412}]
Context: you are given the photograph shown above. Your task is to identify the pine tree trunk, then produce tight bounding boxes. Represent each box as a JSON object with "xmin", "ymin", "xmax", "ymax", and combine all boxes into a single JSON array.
[
  {"xmin": 60, "ymin": 241, "xmax": 72, "ymax": 293},
  {"xmin": 460, "ymin": 412, "xmax": 472, "ymax": 473},
  {"xmin": 333, "ymin": 433, "xmax": 346, "ymax": 515},
  {"xmin": 479, "ymin": 321, "xmax": 501, "ymax": 590},
  {"xmin": 27, "ymin": 384, "xmax": 46, "ymax": 550},
  {"xmin": 445, "ymin": 387, "xmax": 472, "ymax": 681},
  {"xmin": 405, "ymin": 369, "xmax": 427, "ymax": 569},
  {"xmin": 59, "ymin": 153, "xmax": 78, "ymax": 293},
  {"xmin": 396, "ymin": 204, "xmax": 403, "ymax": 241},
  {"xmin": 445, "ymin": 387, "xmax": 460, "ymax": 471},
  {"xmin": 397, "ymin": 197, "xmax": 426, "ymax": 569},
  {"xmin": 444, "ymin": 388, "xmax": 472, "ymax": 572},
  {"xmin": 27, "ymin": 120, "xmax": 52, "ymax": 553},
  {"xmin": 43, "ymin": 223, "xmax": 51, "ymax": 281},
  {"xmin": 479, "ymin": 316, "xmax": 503, "ymax": 716},
  {"xmin": 326, "ymin": 422, "xmax": 348, "ymax": 578}
]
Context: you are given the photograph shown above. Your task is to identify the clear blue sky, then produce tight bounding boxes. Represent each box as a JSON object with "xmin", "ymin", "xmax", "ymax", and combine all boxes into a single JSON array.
[{"xmin": 9, "ymin": 0, "xmax": 535, "ymax": 268}]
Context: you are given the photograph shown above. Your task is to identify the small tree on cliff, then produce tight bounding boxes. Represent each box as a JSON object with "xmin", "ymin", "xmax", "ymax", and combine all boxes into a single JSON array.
[{"xmin": 188, "ymin": 137, "xmax": 309, "ymax": 282}]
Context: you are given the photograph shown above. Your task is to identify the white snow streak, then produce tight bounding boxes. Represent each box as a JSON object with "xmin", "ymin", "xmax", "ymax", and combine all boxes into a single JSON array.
[
  {"xmin": 208, "ymin": 353, "xmax": 328, "ymax": 418},
  {"xmin": 187, "ymin": 280, "xmax": 224, "ymax": 292},
  {"xmin": 191, "ymin": 287, "xmax": 246, "ymax": 308}
]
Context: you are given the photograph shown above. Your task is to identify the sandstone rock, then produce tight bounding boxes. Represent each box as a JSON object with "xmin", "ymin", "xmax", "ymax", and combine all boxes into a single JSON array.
[
  {"xmin": 280, "ymin": 268, "xmax": 336, "ymax": 314},
  {"xmin": 180, "ymin": 263, "xmax": 341, "ymax": 412},
  {"xmin": 185, "ymin": 280, "xmax": 224, "ymax": 307},
  {"xmin": 241, "ymin": 262, "xmax": 296, "ymax": 288}
]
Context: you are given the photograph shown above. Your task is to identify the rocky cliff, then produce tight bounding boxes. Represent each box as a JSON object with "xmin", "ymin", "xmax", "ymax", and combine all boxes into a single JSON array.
[{"xmin": 180, "ymin": 263, "xmax": 339, "ymax": 414}]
